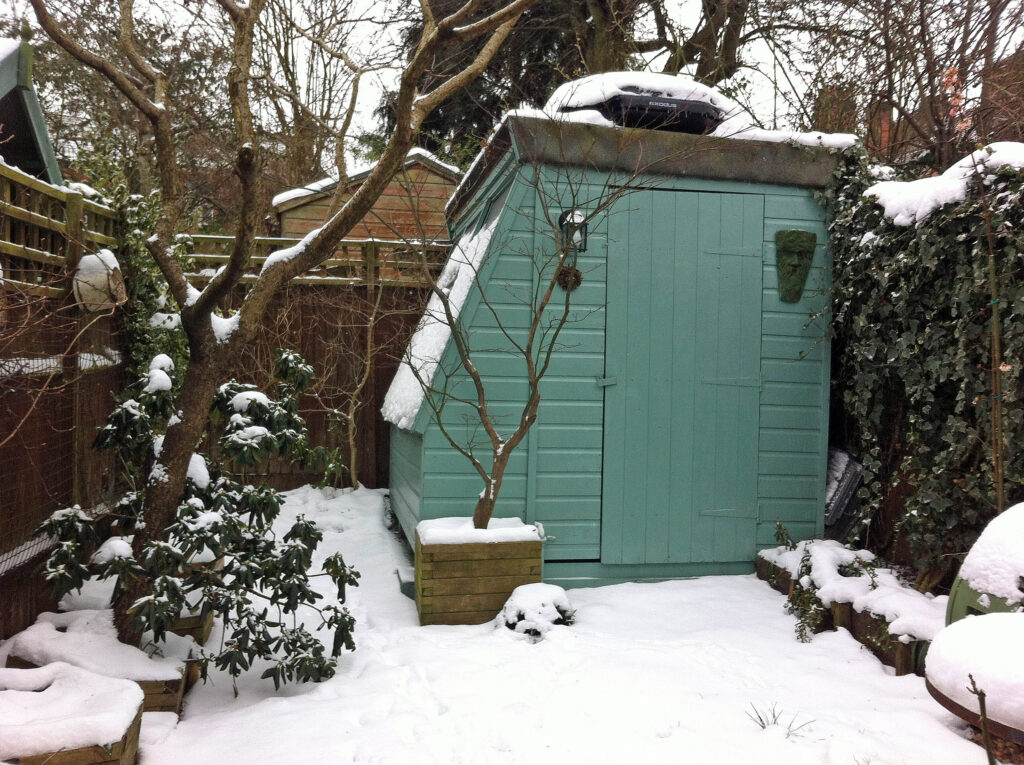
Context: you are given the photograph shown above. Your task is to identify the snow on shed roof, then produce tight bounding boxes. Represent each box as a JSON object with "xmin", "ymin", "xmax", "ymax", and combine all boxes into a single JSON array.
[
  {"xmin": 446, "ymin": 73, "xmax": 856, "ymax": 219},
  {"xmin": 538, "ymin": 72, "xmax": 856, "ymax": 149},
  {"xmin": 381, "ymin": 211, "xmax": 501, "ymax": 430},
  {"xmin": 272, "ymin": 147, "xmax": 462, "ymax": 210}
]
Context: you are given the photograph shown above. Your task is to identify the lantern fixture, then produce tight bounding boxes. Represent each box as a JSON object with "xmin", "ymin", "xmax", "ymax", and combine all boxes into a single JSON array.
[{"xmin": 558, "ymin": 210, "xmax": 587, "ymax": 252}]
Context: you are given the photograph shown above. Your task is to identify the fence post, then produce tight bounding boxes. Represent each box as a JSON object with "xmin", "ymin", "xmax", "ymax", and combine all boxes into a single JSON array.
[
  {"xmin": 64, "ymin": 191, "xmax": 84, "ymax": 273},
  {"xmin": 365, "ymin": 241, "xmax": 378, "ymax": 289},
  {"xmin": 63, "ymin": 191, "xmax": 85, "ymax": 505}
]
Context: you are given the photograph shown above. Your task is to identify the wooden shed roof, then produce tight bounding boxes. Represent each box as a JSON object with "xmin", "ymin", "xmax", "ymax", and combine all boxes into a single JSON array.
[
  {"xmin": 272, "ymin": 148, "xmax": 462, "ymax": 214},
  {"xmin": 447, "ymin": 115, "xmax": 844, "ymax": 221}
]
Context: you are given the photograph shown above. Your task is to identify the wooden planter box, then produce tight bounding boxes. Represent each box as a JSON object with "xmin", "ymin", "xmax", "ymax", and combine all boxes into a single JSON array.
[
  {"xmin": 170, "ymin": 609, "xmax": 214, "ymax": 646},
  {"xmin": 831, "ymin": 602, "xmax": 922, "ymax": 676},
  {"xmin": 754, "ymin": 556, "xmax": 794, "ymax": 597},
  {"xmin": 6, "ymin": 655, "xmax": 186, "ymax": 714},
  {"xmin": 415, "ymin": 533, "xmax": 542, "ymax": 626},
  {"xmin": 12, "ymin": 704, "xmax": 143, "ymax": 765}
]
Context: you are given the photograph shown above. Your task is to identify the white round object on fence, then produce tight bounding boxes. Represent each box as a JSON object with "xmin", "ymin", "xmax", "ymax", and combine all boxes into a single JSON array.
[{"xmin": 72, "ymin": 248, "xmax": 126, "ymax": 312}]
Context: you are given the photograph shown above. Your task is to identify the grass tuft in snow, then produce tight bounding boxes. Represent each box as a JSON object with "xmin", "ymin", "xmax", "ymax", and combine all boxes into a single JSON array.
[{"xmin": 746, "ymin": 703, "xmax": 814, "ymax": 739}]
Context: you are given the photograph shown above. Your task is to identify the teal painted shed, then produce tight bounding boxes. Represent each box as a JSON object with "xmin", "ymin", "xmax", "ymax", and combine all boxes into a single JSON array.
[{"xmin": 383, "ymin": 115, "xmax": 840, "ymax": 586}]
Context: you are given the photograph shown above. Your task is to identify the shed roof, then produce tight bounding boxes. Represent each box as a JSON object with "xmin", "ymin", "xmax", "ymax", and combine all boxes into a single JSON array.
[
  {"xmin": 386, "ymin": 115, "xmax": 847, "ymax": 431},
  {"xmin": 0, "ymin": 37, "xmax": 62, "ymax": 184},
  {"xmin": 272, "ymin": 147, "xmax": 462, "ymax": 212},
  {"xmin": 447, "ymin": 115, "xmax": 844, "ymax": 221}
]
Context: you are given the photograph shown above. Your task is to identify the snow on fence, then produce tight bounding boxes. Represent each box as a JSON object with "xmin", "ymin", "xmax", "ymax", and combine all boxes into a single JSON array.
[{"xmin": 0, "ymin": 161, "xmax": 117, "ymax": 296}]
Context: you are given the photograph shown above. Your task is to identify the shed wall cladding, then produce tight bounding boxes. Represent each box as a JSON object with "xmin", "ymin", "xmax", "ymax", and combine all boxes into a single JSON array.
[
  {"xmin": 390, "ymin": 151, "xmax": 831, "ymax": 584},
  {"xmin": 279, "ymin": 165, "xmax": 454, "ymax": 241}
]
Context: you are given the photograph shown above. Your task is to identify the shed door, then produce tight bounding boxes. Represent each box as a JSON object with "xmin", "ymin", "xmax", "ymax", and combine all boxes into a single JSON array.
[{"xmin": 601, "ymin": 190, "xmax": 763, "ymax": 564}]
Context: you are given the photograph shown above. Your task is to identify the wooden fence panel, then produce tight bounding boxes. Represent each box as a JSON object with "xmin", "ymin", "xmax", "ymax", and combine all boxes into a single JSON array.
[{"xmin": 1, "ymin": 160, "xmax": 442, "ymax": 637}]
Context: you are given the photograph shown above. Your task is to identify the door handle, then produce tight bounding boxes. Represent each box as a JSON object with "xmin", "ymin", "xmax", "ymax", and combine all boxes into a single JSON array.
[{"xmin": 596, "ymin": 376, "xmax": 618, "ymax": 387}]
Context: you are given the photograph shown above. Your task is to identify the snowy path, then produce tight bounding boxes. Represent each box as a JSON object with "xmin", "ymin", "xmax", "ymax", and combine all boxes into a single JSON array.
[{"xmin": 140, "ymin": 487, "xmax": 984, "ymax": 764}]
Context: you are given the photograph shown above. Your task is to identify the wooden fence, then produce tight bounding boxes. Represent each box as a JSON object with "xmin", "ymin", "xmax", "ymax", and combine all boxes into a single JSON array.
[
  {"xmin": 1, "ymin": 163, "xmax": 123, "ymax": 638},
  {"xmin": 1, "ymin": 161, "xmax": 447, "ymax": 637},
  {"xmin": 185, "ymin": 234, "xmax": 448, "ymax": 287},
  {"xmin": 0, "ymin": 162, "xmax": 117, "ymax": 295}
]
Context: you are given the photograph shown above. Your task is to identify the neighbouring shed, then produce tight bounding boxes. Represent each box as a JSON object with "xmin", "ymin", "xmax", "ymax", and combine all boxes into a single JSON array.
[
  {"xmin": 272, "ymin": 148, "xmax": 462, "ymax": 242},
  {"xmin": 384, "ymin": 87, "xmax": 844, "ymax": 586},
  {"xmin": 0, "ymin": 35, "xmax": 61, "ymax": 183}
]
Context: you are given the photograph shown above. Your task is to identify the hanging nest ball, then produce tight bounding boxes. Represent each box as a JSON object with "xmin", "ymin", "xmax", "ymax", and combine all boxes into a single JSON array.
[
  {"xmin": 73, "ymin": 249, "xmax": 127, "ymax": 312},
  {"xmin": 556, "ymin": 265, "xmax": 583, "ymax": 292}
]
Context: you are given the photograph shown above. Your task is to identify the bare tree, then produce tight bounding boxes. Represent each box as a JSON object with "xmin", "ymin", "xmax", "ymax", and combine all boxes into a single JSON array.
[
  {"xmin": 28, "ymin": 0, "xmax": 538, "ymax": 642},
  {"xmin": 396, "ymin": 146, "xmax": 651, "ymax": 528},
  {"xmin": 747, "ymin": 0, "xmax": 1024, "ymax": 170}
]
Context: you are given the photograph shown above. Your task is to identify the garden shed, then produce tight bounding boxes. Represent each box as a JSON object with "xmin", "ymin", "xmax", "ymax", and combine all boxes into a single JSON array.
[
  {"xmin": 271, "ymin": 147, "xmax": 461, "ymax": 242},
  {"xmin": 384, "ymin": 101, "xmax": 842, "ymax": 586}
]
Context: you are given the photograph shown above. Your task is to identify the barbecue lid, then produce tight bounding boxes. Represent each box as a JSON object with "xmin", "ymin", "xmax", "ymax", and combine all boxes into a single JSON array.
[{"xmin": 559, "ymin": 94, "xmax": 723, "ymax": 135}]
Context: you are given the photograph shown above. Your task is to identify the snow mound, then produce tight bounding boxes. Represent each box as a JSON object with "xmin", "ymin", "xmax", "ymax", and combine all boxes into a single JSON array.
[
  {"xmin": 533, "ymin": 72, "xmax": 856, "ymax": 149},
  {"xmin": 958, "ymin": 502, "xmax": 1024, "ymax": 605},
  {"xmin": 416, "ymin": 516, "xmax": 541, "ymax": 545},
  {"xmin": 865, "ymin": 142, "xmax": 1024, "ymax": 225},
  {"xmin": 230, "ymin": 390, "xmax": 271, "ymax": 412},
  {"xmin": 144, "ymin": 368, "xmax": 173, "ymax": 393},
  {"xmin": 760, "ymin": 540, "xmax": 948, "ymax": 640},
  {"xmin": 499, "ymin": 583, "xmax": 574, "ymax": 639},
  {"xmin": 91, "ymin": 536, "xmax": 133, "ymax": 565},
  {"xmin": 926, "ymin": 612, "xmax": 1024, "ymax": 731},
  {"xmin": 149, "ymin": 354, "xmax": 175, "ymax": 373},
  {"xmin": 4, "ymin": 610, "xmax": 185, "ymax": 682},
  {"xmin": 0, "ymin": 662, "xmax": 143, "ymax": 758}
]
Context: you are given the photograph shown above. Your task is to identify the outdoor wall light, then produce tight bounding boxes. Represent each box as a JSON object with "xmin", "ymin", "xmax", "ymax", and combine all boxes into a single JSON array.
[{"xmin": 558, "ymin": 210, "xmax": 587, "ymax": 252}]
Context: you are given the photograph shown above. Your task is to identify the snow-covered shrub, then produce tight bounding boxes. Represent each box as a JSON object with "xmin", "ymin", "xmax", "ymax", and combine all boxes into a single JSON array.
[
  {"xmin": 39, "ymin": 349, "xmax": 359, "ymax": 690},
  {"xmin": 499, "ymin": 583, "xmax": 575, "ymax": 641},
  {"xmin": 828, "ymin": 143, "xmax": 1024, "ymax": 588}
]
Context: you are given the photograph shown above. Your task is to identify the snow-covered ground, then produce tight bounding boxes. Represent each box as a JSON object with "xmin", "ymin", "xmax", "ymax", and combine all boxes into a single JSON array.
[{"xmin": 139, "ymin": 486, "xmax": 986, "ymax": 764}]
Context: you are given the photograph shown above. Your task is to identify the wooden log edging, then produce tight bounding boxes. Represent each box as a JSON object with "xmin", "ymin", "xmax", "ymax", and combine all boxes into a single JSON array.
[
  {"xmin": 5, "ymin": 655, "xmax": 187, "ymax": 714},
  {"xmin": 13, "ymin": 703, "xmax": 143, "ymax": 765},
  {"xmin": 755, "ymin": 556, "xmax": 926, "ymax": 676},
  {"xmin": 415, "ymin": 533, "xmax": 542, "ymax": 626}
]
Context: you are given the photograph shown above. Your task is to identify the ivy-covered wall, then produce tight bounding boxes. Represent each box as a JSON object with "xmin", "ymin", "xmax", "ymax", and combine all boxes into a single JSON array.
[{"xmin": 828, "ymin": 147, "xmax": 1024, "ymax": 590}]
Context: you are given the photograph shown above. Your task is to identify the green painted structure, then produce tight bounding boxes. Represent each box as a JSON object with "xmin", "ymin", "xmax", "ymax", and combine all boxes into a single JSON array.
[
  {"xmin": 387, "ymin": 116, "xmax": 839, "ymax": 586},
  {"xmin": 0, "ymin": 36, "xmax": 62, "ymax": 184}
]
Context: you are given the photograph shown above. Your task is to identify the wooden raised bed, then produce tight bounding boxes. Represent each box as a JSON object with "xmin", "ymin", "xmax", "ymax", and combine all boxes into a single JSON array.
[
  {"xmin": 754, "ymin": 556, "xmax": 793, "ymax": 597},
  {"xmin": 6, "ymin": 655, "xmax": 186, "ymax": 714},
  {"xmin": 833, "ymin": 603, "xmax": 923, "ymax": 676},
  {"xmin": 415, "ymin": 533, "xmax": 542, "ymax": 626},
  {"xmin": 170, "ymin": 608, "xmax": 214, "ymax": 646},
  {"xmin": 755, "ymin": 556, "xmax": 924, "ymax": 675},
  {"xmin": 11, "ymin": 704, "xmax": 142, "ymax": 765}
]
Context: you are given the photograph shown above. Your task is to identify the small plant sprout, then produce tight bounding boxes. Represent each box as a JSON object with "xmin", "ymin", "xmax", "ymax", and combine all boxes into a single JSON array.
[{"xmin": 745, "ymin": 703, "xmax": 814, "ymax": 739}]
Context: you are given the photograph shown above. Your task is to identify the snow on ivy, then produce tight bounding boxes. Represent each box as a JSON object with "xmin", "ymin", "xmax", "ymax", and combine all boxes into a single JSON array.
[{"xmin": 865, "ymin": 142, "xmax": 1024, "ymax": 226}]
